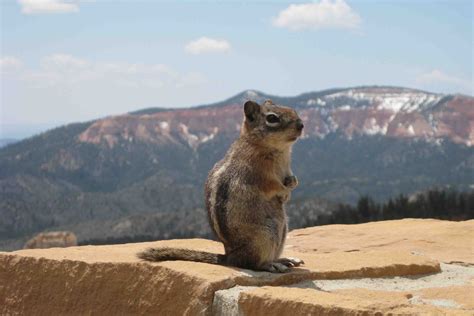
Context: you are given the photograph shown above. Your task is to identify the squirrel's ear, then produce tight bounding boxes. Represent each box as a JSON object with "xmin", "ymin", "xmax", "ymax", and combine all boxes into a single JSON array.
[{"xmin": 244, "ymin": 100, "xmax": 260, "ymax": 122}]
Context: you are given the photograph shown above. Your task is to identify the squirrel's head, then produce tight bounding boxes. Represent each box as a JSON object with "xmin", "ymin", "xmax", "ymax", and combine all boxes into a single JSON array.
[{"xmin": 242, "ymin": 99, "xmax": 304, "ymax": 148}]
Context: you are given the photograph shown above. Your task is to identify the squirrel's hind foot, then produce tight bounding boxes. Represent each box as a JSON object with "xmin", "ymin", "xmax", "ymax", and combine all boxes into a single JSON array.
[
  {"xmin": 260, "ymin": 261, "xmax": 290, "ymax": 273},
  {"xmin": 275, "ymin": 257, "xmax": 305, "ymax": 268}
]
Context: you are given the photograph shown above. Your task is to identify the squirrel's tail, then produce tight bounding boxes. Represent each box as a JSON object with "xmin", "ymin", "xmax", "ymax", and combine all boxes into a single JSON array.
[{"xmin": 137, "ymin": 247, "xmax": 226, "ymax": 265}]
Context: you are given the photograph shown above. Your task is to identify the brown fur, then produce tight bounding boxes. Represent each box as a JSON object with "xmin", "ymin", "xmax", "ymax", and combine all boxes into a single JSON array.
[{"xmin": 137, "ymin": 100, "xmax": 304, "ymax": 273}]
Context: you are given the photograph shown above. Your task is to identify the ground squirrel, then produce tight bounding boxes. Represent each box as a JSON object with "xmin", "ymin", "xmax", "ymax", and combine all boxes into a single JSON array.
[{"xmin": 138, "ymin": 100, "xmax": 304, "ymax": 273}]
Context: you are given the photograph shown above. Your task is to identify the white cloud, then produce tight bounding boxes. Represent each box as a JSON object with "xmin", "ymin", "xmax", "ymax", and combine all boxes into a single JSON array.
[
  {"xmin": 185, "ymin": 37, "xmax": 231, "ymax": 55},
  {"xmin": 0, "ymin": 56, "xmax": 23, "ymax": 72},
  {"xmin": 3, "ymin": 53, "xmax": 211, "ymax": 130},
  {"xmin": 273, "ymin": 0, "xmax": 361, "ymax": 31},
  {"xmin": 17, "ymin": 54, "xmax": 205, "ymax": 90},
  {"xmin": 18, "ymin": 0, "xmax": 79, "ymax": 14},
  {"xmin": 416, "ymin": 69, "xmax": 472, "ymax": 94},
  {"xmin": 41, "ymin": 54, "xmax": 89, "ymax": 69}
]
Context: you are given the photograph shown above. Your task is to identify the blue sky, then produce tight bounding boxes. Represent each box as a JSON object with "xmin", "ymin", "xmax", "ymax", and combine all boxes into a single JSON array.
[{"xmin": 1, "ymin": 0, "xmax": 472, "ymax": 138}]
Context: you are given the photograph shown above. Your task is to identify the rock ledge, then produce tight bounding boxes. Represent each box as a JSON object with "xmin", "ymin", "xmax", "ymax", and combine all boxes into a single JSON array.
[{"xmin": 1, "ymin": 219, "xmax": 473, "ymax": 315}]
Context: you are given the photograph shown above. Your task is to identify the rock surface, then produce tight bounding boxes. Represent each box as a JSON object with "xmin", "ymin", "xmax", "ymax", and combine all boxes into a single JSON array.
[
  {"xmin": 286, "ymin": 218, "xmax": 474, "ymax": 264},
  {"xmin": 23, "ymin": 231, "xmax": 77, "ymax": 249},
  {"xmin": 1, "ymin": 219, "xmax": 473, "ymax": 315}
]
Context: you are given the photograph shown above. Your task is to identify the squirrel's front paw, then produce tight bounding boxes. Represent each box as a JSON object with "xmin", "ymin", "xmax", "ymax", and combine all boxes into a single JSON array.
[
  {"xmin": 283, "ymin": 175, "xmax": 298, "ymax": 189},
  {"xmin": 277, "ymin": 192, "xmax": 290, "ymax": 204}
]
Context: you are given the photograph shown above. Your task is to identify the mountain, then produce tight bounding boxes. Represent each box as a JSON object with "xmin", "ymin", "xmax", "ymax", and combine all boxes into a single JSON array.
[
  {"xmin": 0, "ymin": 86, "xmax": 472, "ymax": 250},
  {"xmin": 0, "ymin": 138, "xmax": 18, "ymax": 148}
]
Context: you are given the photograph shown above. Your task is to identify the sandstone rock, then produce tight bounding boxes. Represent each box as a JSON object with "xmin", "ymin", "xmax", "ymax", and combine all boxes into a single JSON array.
[
  {"xmin": 1, "ymin": 219, "xmax": 473, "ymax": 315},
  {"xmin": 239, "ymin": 287, "xmax": 472, "ymax": 316},
  {"xmin": 287, "ymin": 219, "xmax": 474, "ymax": 265},
  {"xmin": 417, "ymin": 285, "xmax": 474, "ymax": 311},
  {"xmin": 0, "ymin": 241, "xmax": 233, "ymax": 315},
  {"xmin": 23, "ymin": 231, "xmax": 77, "ymax": 249}
]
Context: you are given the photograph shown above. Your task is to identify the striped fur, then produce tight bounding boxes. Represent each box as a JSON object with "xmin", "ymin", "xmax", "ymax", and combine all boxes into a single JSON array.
[
  {"xmin": 137, "ymin": 247, "xmax": 226, "ymax": 264},
  {"xmin": 138, "ymin": 100, "xmax": 304, "ymax": 273}
]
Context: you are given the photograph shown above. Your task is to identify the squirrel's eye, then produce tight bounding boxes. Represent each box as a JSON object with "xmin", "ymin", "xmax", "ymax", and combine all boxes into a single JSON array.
[{"xmin": 266, "ymin": 114, "xmax": 280, "ymax": 125}]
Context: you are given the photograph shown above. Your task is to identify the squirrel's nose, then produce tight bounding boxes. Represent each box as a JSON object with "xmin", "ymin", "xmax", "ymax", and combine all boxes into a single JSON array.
[{"xmin": 296, "ymin": 119, "xmax": 304, "ymax": 131}]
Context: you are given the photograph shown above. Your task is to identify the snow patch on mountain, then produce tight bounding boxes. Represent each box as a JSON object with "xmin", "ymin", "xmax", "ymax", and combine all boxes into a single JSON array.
[
  {"xmin": 321, "ymin": 89, "xmax": 443, "ymax": 113},
  {"xmin": 77, "ymin": 87, "xmax": 473, "ymax": 148},
  {"xmin": 178, "ymin": 123, "xmax": 199, "ymax": 149},
  {"xmin": 245, "ymin": 90, "xmax": 259, "ymax": 99},
  {"xmin": 201, "ymin": 127, "xmax": 219, "ymax": 143},
  {"xmin": 365, "ymin": 117, "xmax": 386, "ymax": 135},
  {"xmin": 159, "ymin": 121, "xmax": 169, "ymax": 130},
  {"xmin": 178, "ymin": 123, "xmax": 220, "ymax": 149}
]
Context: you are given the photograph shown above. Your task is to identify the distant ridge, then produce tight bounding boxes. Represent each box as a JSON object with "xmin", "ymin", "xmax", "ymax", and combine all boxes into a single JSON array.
[
  {"xmin": 0, "ymin": 85, "xmax": 472, "ymax": 250},
  {"xmin": 126, "ymin": 85, "xmax": 443, "ymax": 116}
]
